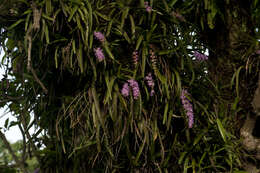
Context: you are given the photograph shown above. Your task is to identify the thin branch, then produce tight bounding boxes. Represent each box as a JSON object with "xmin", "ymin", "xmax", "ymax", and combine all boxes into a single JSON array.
[
  {"xmin": 30, "ymin": 67, "xmax": 48, "ymax": 94},
  {"xmin": 20, "ymin": 109, "xmax": 41, "ymax": 163},
  {"xmin": 18, "ymin": 123, "xmax": 28, "ymax": 161}
]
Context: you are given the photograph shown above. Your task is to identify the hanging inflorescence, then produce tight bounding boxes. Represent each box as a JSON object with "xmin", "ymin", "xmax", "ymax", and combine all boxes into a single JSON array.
[
  {"xmin": 121, "ymin": 79, "xmax": 140, "ymax": 100},
  {"xmin": 180, "ymin": 89, "xmax": 194, "ymax": 128},
  {"xmin": 145, "ymin": 73, "xmax": 155, "ymax": 96}
]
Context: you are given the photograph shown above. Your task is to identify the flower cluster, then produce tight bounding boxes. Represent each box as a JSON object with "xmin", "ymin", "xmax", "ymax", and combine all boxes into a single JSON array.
[
  {"xmin": 144, "ymin": 1, "xmax": 152, "ymax": 12},
  {"xmin": 180, "ymin": 89, "xmax": 194, "ymax": 128},
  {"xmin": 121, "ymin": 79, "xmax": 140, "ymax": 99},
  {"xmin": 145, "ymin": 73, "xmax": 155, "ymax": 96},
  {"xmin": 121, "ymin": 83, "xmax": 130, "ymax": 97},
  {"xmin": 193, "ymin": 51, "xmax": 208, "ymax": 61},
  {"xmin": 93, "ymin": 31, "xmax": 105, "ymax": 62},
  {"xmin": 94, "ymin": 47, "xmax": 105, "ymax": 62},
  {"xmin": 132, "ymin": 51, "xmax": 139, "ymax": 66},
  {"xmin": 94, "ymin": 31, "xmax": 105, "ymax": 42},
  {"xmin": 128, "ymin": 79, "xmax": 140, "ymax": 99}
]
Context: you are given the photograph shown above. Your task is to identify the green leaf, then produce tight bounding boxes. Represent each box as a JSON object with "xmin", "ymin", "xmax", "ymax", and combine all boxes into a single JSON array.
[
  {"xmin": 155, "ymin": 71, "xmax": 167, "ymax": 84},
  {"xmin": 123, "ymin": 32, "xmax": 131, "ymax": 44},
  {"xmin": 231, "ymin": 96, "xmax": 240, "ymax": 111},
  {"xmin": 134, "ymin": 131, "xmax": 147, "ymax": 165},
  {"xmin": 173, "ymin": 69, "xmax": 182, "ymax": 94},
  {"xmin": 158, "ymin": 49, "xmax": 176, "ymax": 55},
  {"xmin": 135, "ymin": 35, "xmax": 143, "ymax": 50},
  {"xmin": 164, "ymin": 83, "xmax": 170, "ymax": 99},
  {"xmin": 183, "ymin": 157, "xmax": 190, "ymax": 173},
  {"xmin": 25, "ymin": 12, "xmax": 31, "ymax": 31},
  {"xmin": 120, "ymin": 7, "xmax": 129, "ymax": 30},
  {"xmin": 129, "ymin": 15, "xmax": 136, "ymax": 37},
  {"xmin": 162, "ymin": 0, "xmax": 170, "ymax": 12},
  {"xmin": 169, "ymin": 0, "xmax": 178, "ymax": 7},
  {"xmin": 89, "ymin": 33, "xmax": 93, "ymax": 49},
  {"xmin": 68, "ymin": 6, "xmax": 79, "ymax": 22},
  {"xmin": 44, "ymin": 20, "xmax": 50, "ymax": 44},
  {"xmin": 54, "ymin": 47, "xmax": 59, "ymax": 68},
  {"xmin": 7, "ymin": 19, "xmax": 25, "ymax": 30},
  {"xmin": 86, "ymin": 1, "xmax": 92, "ymax": 32},
  {"xmin": 151, "ymin": 12, "xmax": 157, "ymax": 28},
  {"xmin": 95, "ymin": 11, "xmax": 110, "ymax": 21},
  {"xmin": 199, "ymin": 152, "xmax": 207, "ymax": 168},
  {"xmin": 160, "ymin": 21, "xmax": 167, "ymax": 37},
  {"xmin": 178, "ymin": 151, "xmax": 187, "ymax": 164},
  {"xmin": 216, "ymin": 118, "xmax": 227, "ymax": 143},
  {"xmin": 163, "ymin": 103, "xmax": 169, "ymax": 124},
  {"xmin": 76, "ymin": 44, "xmax": 84, "ymax": 73},
  {"xmin": 42, "ymin": 13, "xmax": 54, "ymax": 22},
  {"xmin": 193, "ymin": 132, "xmax": 204, "ymax": 146},
  {"xmin": 45, "ymin": 0, "xmax": 52, "ymax": 15},
  {"xmin": 147, "ymin": 24, "xmax": 157, "ymax": 41},
  {"xmin": 235, "ymin": 66, "xmax": 243, "ymax": 96},
  {"xmin": 104, "ymin": 74, "xmax": 116, "ymax": 103},
  {"xmin": 207, "ymin": 1, "xmax": 218, "ymax": 29},
  {"xmin": 192, "ymin": 158, "xmax": 196, "ymax": 173},
  {"xmin": 141, "ymin": 46, "xmax": 147, "ymax": 77},
  {"xmin": 104, "ymin": 43, "xmax": 115, "ymax": 60},
  {"xmin": 205, "ymin": 76, "xmax": 220, "ymax": 95},
  {"xmin": 254, "ymin": 0, "xmax": 259, "ymax": 7},
  {"xmin": 106, "ymin": 20, "xmax": 113, "ymax": 37}
]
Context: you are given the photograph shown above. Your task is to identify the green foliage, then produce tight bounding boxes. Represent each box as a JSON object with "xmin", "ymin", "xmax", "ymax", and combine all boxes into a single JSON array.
[
  {"xmin": 0, "ymin": 140, "xmax": 38, "ymax": 172},
  {"xmin": 0, "ymin": 0, "xmax": 259, "ymax": 172}
]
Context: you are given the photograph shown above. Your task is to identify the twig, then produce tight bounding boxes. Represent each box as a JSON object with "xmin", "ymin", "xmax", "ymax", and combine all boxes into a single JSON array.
[
  {"xmin": 27, "ymin": 34, "xmax": 32, "ymax": 71},
  {"xmin": 30, "ymin": 67, "xmax": 48, "ymax": 94}
]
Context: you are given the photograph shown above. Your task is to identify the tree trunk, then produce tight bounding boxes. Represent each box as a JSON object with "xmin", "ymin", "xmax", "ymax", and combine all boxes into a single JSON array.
[{"xmin": 203, "ymin": 0, "xmax": 259, "ymax": 171}]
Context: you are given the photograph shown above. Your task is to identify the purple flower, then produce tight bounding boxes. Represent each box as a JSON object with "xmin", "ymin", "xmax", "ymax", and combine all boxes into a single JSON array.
[
  {"xmin": 144, "ymin": 1, "xmax": 152, "ymax": 13},
  {"xmin": 121, "ymin": 79, "xmax": 140, "ymax": 99},
  {"xmin": 181, "ymin": 89, "xmax": 194, "ymax": 128},
  {"xmin": 146, "ymin": 6, "xmax": 152, "ymax": 12},
  {"xmin": 94, "ymin": 47, "xmax": 105, "ymax": 61},
  {"xmin": 193, "ymin": 51, "xmax": 208, "ymax": 61},
  {"xmin": 127, "ymin": 79, "xmax": 140, "ymax": 99},
  {"xmin": 145, "ymin": 73, "xmax": 154, "ymax": 87},
  {"xmin": 121, "ymin": 83, "xmax": 130, "ymax": 97},
  {"xmin": 145, "ymin": 73, "xmax": 155, "ymax": 96},
  {"xmin": 94, "ymin": 31, "xmax": 105, "ymax": 42},
  {"xmin": 256, "ymin": 50, "xmax": 260, "ymax": 55}
]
